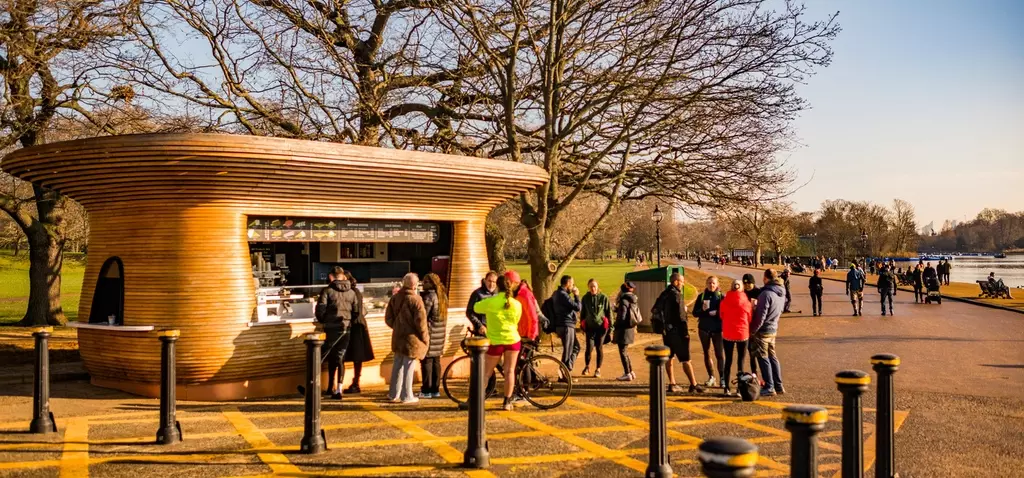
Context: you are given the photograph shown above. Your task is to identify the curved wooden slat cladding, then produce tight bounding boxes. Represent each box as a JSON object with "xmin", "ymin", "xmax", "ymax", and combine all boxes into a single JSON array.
[{"xmin": 3, "ymin": 134, "xmax": 547, "ymax": 400}]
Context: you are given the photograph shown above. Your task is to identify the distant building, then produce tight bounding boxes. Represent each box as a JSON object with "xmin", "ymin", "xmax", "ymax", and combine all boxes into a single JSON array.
[{"xmin": 921, "ymin": 222, "xmax": 936, "ymax": 236}]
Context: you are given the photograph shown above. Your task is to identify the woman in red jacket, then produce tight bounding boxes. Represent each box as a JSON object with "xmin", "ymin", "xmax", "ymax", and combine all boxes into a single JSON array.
[
  {"xmin": 507, "ymin": 271, "xmax": 540, "ymax": 341},
  {"xmin": 719, "ymin": 279, "xmax": 752, "ymax": 396}
]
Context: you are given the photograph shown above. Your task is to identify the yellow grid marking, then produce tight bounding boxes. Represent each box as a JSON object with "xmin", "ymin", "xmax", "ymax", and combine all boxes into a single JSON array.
[
  {"xmin": 222, "ymin": 407, "xmax": 301, "ymax": 475},
  {"xmin": 60, "ymin": 418, "xmax": 89, "ymax": 478},
  {"xmin": 367, "ymin": 407, "xmax": 496, "ymax": 478},
  {"xmin": 568, "ymin": 398, "xmax": 705, "ymax": 445},
  {"xmin": 501, "ymin": 409, "xmax": 650, "ymax": 473}
]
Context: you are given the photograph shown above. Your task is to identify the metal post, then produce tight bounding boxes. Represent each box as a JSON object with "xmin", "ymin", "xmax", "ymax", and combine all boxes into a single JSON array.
[
  {"xmin": 29, "ymin": 326, "xmax": 56, "ymax": 434},
  {"xmin": 645, "ymin": 345, "xmax": 671, "ymax": 478},
  {"xmin": 783, "ymin": 405, "xmax": 828, "ymax": 478},
  {"xmin": 872, "ymin": 354, "xmax": 900, "ymax": 478},
  {"xmin": 156, "ymin": 329, "xmax": 182, "ymax": 444},
  {"xmin": 697, "ymin": 437, "xmax": 758, "ymax": 477},
  {"xmin": 656, "ymin": 225, "xmax": 662, "ymax": 268},
  {"xmin": 300, "ymin": 332, "xmax": 327, "ymax": 454},
  {"xmin": 835, "ymin": 370, "xmax": 870, "ymax": 478},
  {"xmin": 463, "ymin": 336, "xmax": 490, "ymax": 469}
]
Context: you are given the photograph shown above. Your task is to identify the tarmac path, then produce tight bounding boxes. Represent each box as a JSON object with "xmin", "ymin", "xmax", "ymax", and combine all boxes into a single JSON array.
[{"xmin": 684, "ymin": 260, "xmax": 1024, "ymax": 476}]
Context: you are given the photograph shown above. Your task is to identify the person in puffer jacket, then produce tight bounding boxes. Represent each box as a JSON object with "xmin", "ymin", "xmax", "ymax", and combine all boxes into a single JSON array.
[
  {"xmin": 750, "ymin": 269, "xmax": 785, "ymax": 397},
  {"xmin": 418, "ymin": 273, "xmax": 448, "ymax": 399}
]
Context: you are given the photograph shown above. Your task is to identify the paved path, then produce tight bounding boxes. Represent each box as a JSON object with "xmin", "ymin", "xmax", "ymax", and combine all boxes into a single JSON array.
[{"xmin": 685, "ymin": 260, "xmax": 1024, "ymax": 476}]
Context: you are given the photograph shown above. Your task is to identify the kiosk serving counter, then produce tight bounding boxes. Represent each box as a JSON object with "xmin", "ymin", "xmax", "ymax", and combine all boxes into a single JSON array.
[{"xmin": 3, "ymin": 134, "xmax": 547, "ymax": 400}]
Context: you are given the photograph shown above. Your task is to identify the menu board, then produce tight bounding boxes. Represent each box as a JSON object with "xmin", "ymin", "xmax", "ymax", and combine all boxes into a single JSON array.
[{"xmin": 247, "ymin": 217, "xmax": 438, "ymax": 243}]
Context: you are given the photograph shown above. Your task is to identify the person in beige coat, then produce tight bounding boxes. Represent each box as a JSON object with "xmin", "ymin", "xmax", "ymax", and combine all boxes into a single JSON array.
[{"xmin": 385, "ymin": 273, "xmax": 429, "ymax": 403}]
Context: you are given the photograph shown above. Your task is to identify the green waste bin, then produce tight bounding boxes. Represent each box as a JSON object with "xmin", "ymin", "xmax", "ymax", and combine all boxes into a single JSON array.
[{"xmin": 624, "ymin": 266, "xmax": 684, "ymax": 334}]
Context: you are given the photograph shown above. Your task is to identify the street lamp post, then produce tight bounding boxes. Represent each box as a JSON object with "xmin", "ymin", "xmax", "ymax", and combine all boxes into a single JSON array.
[
  {"xmin": 652, "ymin": 206, "xmax": 664, "ymax": 268},
  {"xmin": 861, "ymin": 231, "xmax": 869, "ymax": 262}
]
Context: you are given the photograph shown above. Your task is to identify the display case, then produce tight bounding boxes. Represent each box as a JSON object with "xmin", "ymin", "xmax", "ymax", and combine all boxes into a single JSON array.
[
  {"xmin": 253, "ymin": 282, "xmax": 401, "ymax": 322},
  {"xmin": 359, "ymin": 281, "xmax": 402, "ymax": 315}
]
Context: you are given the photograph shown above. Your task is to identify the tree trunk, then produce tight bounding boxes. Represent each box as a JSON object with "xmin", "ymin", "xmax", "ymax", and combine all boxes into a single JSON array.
[
  {"xmin": 18, "ymin": 223, "xmax": 65, "ymax": 326},
  {"xmin": 484, "ymin": 222, "xmax": 506, "ymax": 273},
  {"xmin": 526, "ymin": 225, "xmax": 554, "ymax": 301},
  {"xmin": 754, "ymin": 245, "xmax": 762, "ymax": 267}
]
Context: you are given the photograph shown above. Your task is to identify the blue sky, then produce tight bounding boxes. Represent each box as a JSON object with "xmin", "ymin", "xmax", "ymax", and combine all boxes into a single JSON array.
[{"xmin": 785, "ymin": 0, "xmax": 1024, "ymax": 228}]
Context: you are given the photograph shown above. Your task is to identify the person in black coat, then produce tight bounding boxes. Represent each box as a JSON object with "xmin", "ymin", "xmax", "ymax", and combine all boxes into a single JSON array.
[
  {"xmin": 343, "ymin": 275, "xmax": 375, "ymax": 395},
  {"xmin": 613, "ymin": 282, "xmax": 639, "ymax": 381},
  {"xmin": 316, "ymin": 266, "xmax": 360, "ymax": 399},
  {"xmin": 911, "ymin": 262, "xmax": 925, "ymax": 304},
  {"xmin": 809, "ymin": 268, "xmax": 824, "ymax": 316},
  {"xmin": 552, "ymin": 275, "xmax": 582, "ymax": 373},
  {"xmin": 418, "ymin": 273, "xmax": 448, "ymax": 398}
]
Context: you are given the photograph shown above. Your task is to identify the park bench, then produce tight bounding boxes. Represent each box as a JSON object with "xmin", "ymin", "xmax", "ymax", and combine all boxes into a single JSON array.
[
  {"xmin": 977, "ymin": 280, "xmax": 995, "ymax": 298},
  {"xmin": 977, "ymin": 280, "xmax": 1014, "ymax": 299}
]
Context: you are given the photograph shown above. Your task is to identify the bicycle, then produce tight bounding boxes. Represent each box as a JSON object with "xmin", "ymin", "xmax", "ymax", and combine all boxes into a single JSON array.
[{"xmin": 442, "ymin": 337, "xmax": 572, "ymax": 410}]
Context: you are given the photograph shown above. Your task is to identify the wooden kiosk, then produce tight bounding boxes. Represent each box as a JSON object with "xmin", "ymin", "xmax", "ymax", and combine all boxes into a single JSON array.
[{"xmin": 3, "ymin": 134, "xmax": 547, "ymax": 400}]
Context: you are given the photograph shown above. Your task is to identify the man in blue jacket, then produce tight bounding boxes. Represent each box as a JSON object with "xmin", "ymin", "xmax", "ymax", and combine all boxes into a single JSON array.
[
  {"xmin": 751, "ymin": 269, "xmax": 785, "ymax": 397},
  {"xmin": 846, "ymin": 263, "xmax": 866, "ymax": 316},
  {"xmin": 552, "ymin": 275, "xmax": 582, "ymax": 375}
]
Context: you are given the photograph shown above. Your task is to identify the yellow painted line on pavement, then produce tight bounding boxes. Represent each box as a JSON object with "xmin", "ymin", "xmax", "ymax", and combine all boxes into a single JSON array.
[
  {"xmin": 568, "ymin": 398, "xmax": 705, "ymax": 445},
  {"xmin": 222, "ymin": 407, "xmax": 301, "ymax": 475},
  {"xmin": 60, "ymin": 418, "xmax": 89, "ymax": 478},
  {"xmin": 501, "ymin": 410, "xmax": 649, "ymax": 474},
  {"xmin": 667, "ymin": 400, "xmax": 793, "ymax": 474},
  {"xmin": 368, "ymin": 408, "xmax": 496, "ymax": 478},
  {"xmin": 832, "ymin": 410, "xmax": 910, "ymax": 478}
]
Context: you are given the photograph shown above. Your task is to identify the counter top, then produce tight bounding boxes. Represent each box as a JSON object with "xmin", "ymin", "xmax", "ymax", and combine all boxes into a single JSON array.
[
  {"xmin": 248, "ymin": 318, "xmax": 316, "ymax": 327},
  {"xmin": 67, "ymin": 322, "xmax": 156, "ymax": 332}
]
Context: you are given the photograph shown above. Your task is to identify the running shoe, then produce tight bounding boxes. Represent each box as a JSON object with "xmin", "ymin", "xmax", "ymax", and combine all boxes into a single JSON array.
[
  {"xmin": 594, "ymin": 369, "xmax": 601, "ymax": 378},
  {"xmin": 688, "ymin": 384, "xmax": 704, "ymax": 394},
  {"xmin": 704, "ymin": 376, "xmax": 717, "ymax": 387},
  {"xmin": 401, "ymin": 397, "xmax": 420, "ymax": 405},
  {"xmin": 331, "ymin": 392, "xmax": 342, "ymax": 400},
  {"xmin": 615, "ymin": 373, "xmax": 633, "ymax": 381},
  {"xmin": 501, "ymin": 397, "xmax": 514, "ymax": 411},
  {"xmin": 581, "ymin": 367, "xmax": 590, "ymax": 376},
  {"xmin": 431, "ymin": 392, "xmax": 442, "ymax": 399},
  {"xmin": 759, "ymin": 387, "xmax": 777, "ymax": 397},
  {"xmin": 344, "ymin": 384, "xmax": 361, "ymax": 394},
  {"xmin": 668, "ymin": 383, "xmax": 684, "ymax": 394},
  {"xmin": 775, "ymin": 385, "xmax": 786, "ymax": 395}
]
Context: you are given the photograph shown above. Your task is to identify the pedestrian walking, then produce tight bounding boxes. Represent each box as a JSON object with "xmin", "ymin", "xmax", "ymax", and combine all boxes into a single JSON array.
[
  {"xmin": 751, "ymin": 269, "xmax": 785, "ymax": 397},
  {"xmin": 780, "ymin": 265, "xmax": 793, "ymax": 313},
  {"xmin": 474, "ymin": 274, "xmax": 524, "ymax": 411},
  {"xmin": 343, "ymin": 275, "xmax": 374, "ymax": 395},
  {"xmin": 552, "ymin": 275, "xmax": 582, "ymax": 375},
  {"xmin": 720, "ymin": 279, "xmax": 751, "ymax": 396},
  {"xmin": 385, "ymin": 273, "xmax": 429, "ymax": 404},
  {"xmin": 654, "ymin": 272, "xmax": 701, "ymax": 394},
  {"xmin": 465, "ymin": 271, "xmax": 497, "ymax": 336},
  {"xmin": 846, "ymin": 263, "xmax": 866, "ymax": 316},
  {"xmin": 580, "ymin": 279, "xmax": 611, "ymax": 378},
  {"xmin": 697, "ymin": 256, "xmax": 702, "ymax": 269},
  {"xmin": 512, "ymin": 275, "xmax": 540, "ymax": 342},
  {"xmin": 912, "ymin": 262, "xmax": 925, "ymax": 303},
  {"xmin": 809, "ymin": 269, "xmax": 824, "ymax": 316},
  {"xmin": 613, "ymin": 282, "xmax": 640, "ymax": 382},
  {"xmin": 692, "ymin": 276, "xmax": 725, "ymax": 388},
  {"xmin": 418, "ymin": 273, "xmax": 448, "ymax": 399},
  {"xmin": 315, "ymin": 266, "xmax": 360, "ymax": 400},
  {"xmin": 877, "ymin": 265, "xmax": 895, "ymax": 316}
]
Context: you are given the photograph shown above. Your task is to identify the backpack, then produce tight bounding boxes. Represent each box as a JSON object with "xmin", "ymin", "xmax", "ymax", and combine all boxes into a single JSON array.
[
  {"xmin": 540, "ymin": 297, "xmax": 557, "ymax": 334},
  {"xmin": 627, "ymin": 300, "xmax": 644, "ymax": 328},
  {"xmin": 650, "ymin": 294, "xmax": 665, "ymax": 334},
  {"xmin": 736, "ymin": 372, "xmax": 760, "ymax": 402}
]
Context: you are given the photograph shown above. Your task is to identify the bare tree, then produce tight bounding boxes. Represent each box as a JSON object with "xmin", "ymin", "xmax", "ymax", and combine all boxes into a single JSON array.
[
  {"xmin": 763, "ymin": 203, "xmax": 798, "ymax": 264},
  {"xmin": 0, "ymin": 0, "xmax": 137, "ymax": 325},
  {"xmin": 440, "ymin": 0, "xmax": 837, "ymax": 297},
  {"xmin": 890, "ymin": 199, "xmax": 918, "ymax": 254}
]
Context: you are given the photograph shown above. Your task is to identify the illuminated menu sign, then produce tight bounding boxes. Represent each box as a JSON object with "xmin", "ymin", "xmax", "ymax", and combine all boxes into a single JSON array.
[{"xmin": 247, "ymin": 217, "xmax": 439, "ymax": 243}]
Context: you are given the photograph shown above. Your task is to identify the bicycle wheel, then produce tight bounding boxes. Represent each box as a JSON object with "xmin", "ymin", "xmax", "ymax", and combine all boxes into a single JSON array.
[
  {"xmin": 518, "ymin": 354, "xmax": 571, "ymax": 410},
  {"xmin": 443, "ymin": 355, "xmax": 498, "ymax": 406}
]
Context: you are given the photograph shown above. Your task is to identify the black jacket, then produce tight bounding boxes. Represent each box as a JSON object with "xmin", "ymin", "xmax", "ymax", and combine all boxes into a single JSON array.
[
  {"xmin": 877, "ymin": 270, "xmax": 895, "ymax": 292},
  {"xmin": 316, "ymin": 280, "xmax": 359, "ymax": 330},
  {"xmin": 809, "ymin": 276, "xmax": 824, "ymax": 294},
  {"xmin": 552, "ymin": 287, "xmax": 582, "ymax": 328},
  {"xmin": 421, "ymin": 289, "xmax": 447, "ymax": 358},
  {"xmin": 744, "ymin": 286, "xmax": 762, "ymax": 303},
  {"xmin": 912, "ymin": 268, "xmax": 923, "ymax": 286},
  {"xmin": 693, "ymin": 289, "xmax": 724, "ymax": 333},
  {"xmin": 655, "ymin": 285, "xmax": 687, "ymax": 332},
  {"xmin": 465, "ymin": 285, "xmax": 494, "ymax": 334},
  {"xmin": 613, "ymin": 292, "xmax": 638, "ymax": 345}
]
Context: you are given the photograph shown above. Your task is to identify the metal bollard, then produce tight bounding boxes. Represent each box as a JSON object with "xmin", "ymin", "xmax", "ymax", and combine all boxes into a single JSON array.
[
  {"xmin": 29, "ymin": 326, "xmax": 56, "ymax": 434},
  {"xmin": 697, "ymin": 437, "xmax": 758, "ymax": 477},
  {"xmin": 463, "ymin": 336, "xmax": 490, "ymax": 469},
  {"xmin": 300, "ymin": 332, "xmax": 327, "ymax": 454},
  {"xmin": 783, "ymin": 405, "xmax": 828, "ymax": 478},
  {"xmin": 156, "ymin": 329, "xmax": 182, "ymax": 444},
  {"xmin": 835, "ymin": 370, "xmax": 870, "ymax": 478},
  {"xmin": 645, "ymin": 345, "xmax": 672, "ymax": 478},
  {"xmin": 871, "ymin": 354, "xmax": 900, "ymax": 478}
]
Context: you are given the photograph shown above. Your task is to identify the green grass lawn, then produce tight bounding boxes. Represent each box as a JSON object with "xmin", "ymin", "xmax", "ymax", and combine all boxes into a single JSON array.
[
  {"xmin": 507, "ymin": 260, "xmax": 697, "ymax": 302},
  {"xmin": 0, "ymin": 250, "xmax": 86, "ymax": 324}
]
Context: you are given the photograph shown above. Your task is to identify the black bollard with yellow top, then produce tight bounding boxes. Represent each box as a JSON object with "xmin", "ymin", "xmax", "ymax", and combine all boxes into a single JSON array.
[
  {"xmin": 300, "ymin": 332, "xmax": 327, "ymax": 454},
  {"xmin": 835, "ymin": 370, "xmax": 870, "ymax": 478},
  {"xmin": 645, "ymin": 345, "xmax": 672, "ymax": 478},
  {"xmin": 783, "ymin": 404, "xmax": 828, "ymax": 478},
  {"xmin": 463, "ymin": 336, "xmax": 490, "ymax": 469},
  {"xmin": 697, "ymin": 437, "xmax": 758, "ymax": 477},
  {"xmin": 29, "ymin": 326, "xmax": 57, "ymax": 434},
  {"xmin": 156, "ymin": 329, "xmax": 183, "ymax": 444},
  {"xmin": 871, "ymin": 354, "xmax": 900, "ymax": 478}
]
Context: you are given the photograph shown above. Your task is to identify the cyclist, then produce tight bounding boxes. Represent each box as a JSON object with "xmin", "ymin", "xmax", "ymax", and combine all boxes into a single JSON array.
[
  {"xmin": 466, "ymin": 271, "xmax": 498, "ymax": 336},
  {"xmin": 473, "ymin": 274, "xmax": 524, "ymax": 411}
]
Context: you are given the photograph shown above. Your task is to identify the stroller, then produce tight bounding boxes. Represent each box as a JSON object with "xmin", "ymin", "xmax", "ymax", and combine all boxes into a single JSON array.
[{"xmin": 924, "ymin": 276, "xmax": 942, "ymax": 304}]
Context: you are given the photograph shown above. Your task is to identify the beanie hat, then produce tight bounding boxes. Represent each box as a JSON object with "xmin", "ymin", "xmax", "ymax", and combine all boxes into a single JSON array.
[{"xmin": 742, "ymin": 273, "xmax": 755, "ymax": 284}]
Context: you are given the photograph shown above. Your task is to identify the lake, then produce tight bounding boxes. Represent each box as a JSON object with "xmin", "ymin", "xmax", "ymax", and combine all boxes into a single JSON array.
[{"xmin": 948, "ymin": 255, "xmax": 1024, "ymax": 288}]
